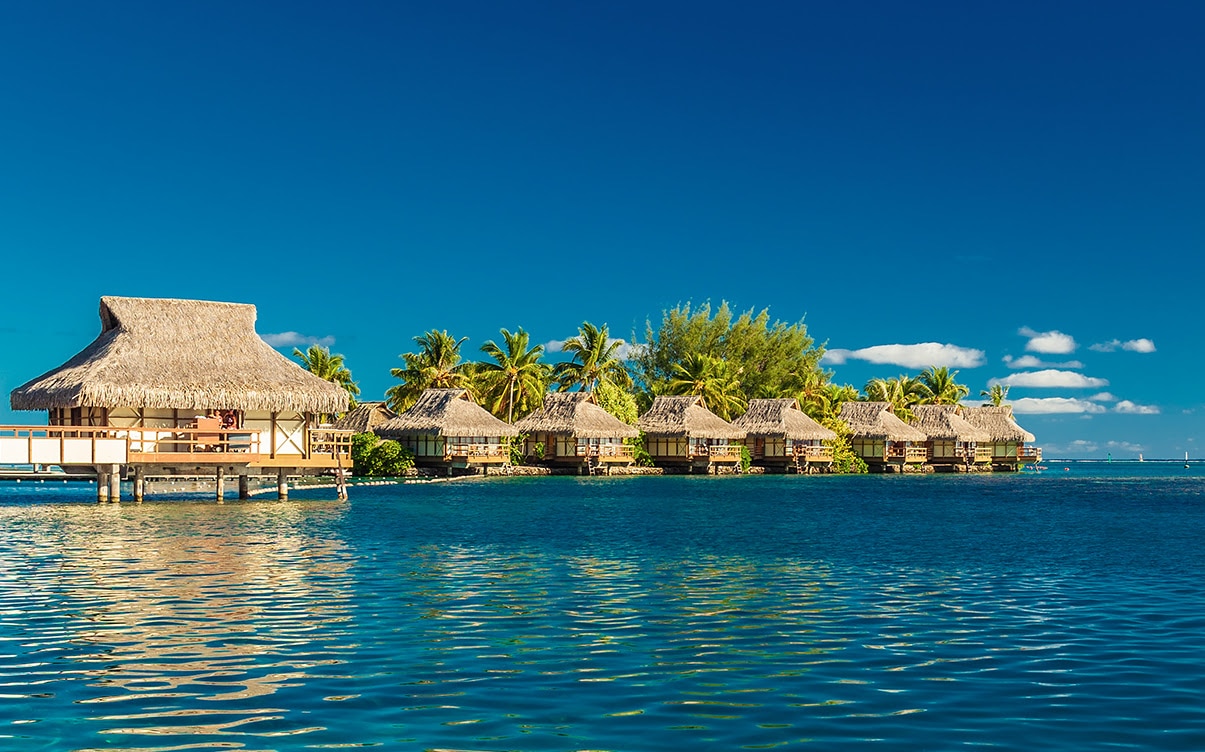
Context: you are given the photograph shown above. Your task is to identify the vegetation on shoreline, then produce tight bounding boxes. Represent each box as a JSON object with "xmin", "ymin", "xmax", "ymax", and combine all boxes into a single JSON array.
[{"xmin": 295, "ymin": 300, "xmax": 980, "ymax": 475}]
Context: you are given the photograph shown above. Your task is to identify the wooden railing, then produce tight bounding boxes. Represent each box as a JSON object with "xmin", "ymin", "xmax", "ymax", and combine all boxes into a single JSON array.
[
  {"xmin": 794, "ymin": 444, "xmax": 835, "ymax": 462},
  {"xmin": 887, "ymin": 445, "xmax": 930, "ymax": 463},
  {"xmin": 1019, "ymin": 446, "xmax": 1044, "ymax": 463},
  {"xmin": 707, "ymin": 444, "xmax": 744, "ymax": 461},
  {"xmin": 306, "ymin": 428, "xmax": 355, "ymax": 460},
  {"xmin": 445, "ymin": 443, "xmax": 509, "ymax": 459},
  {"xmin": 573, "ymin": 443, "xmax": 635, "ymax": 459}
]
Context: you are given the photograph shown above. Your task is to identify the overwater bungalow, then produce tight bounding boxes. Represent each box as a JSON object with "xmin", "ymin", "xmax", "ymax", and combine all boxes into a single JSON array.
[
  {"xmin": 839, "ymin": 401, "xmax": 929, "ymax": 471},
  {"xmin": 732, "ymin": 398, "xmax": 837, "ymax": 473},
  {"xmin": 333, "ymin": 401, "xmax": 398, "ymax": 434},
  {"xmin": 514, "ymin": 392, "xmax": 639, "ymax": 474},
  {"xmin": 374, "ymin": 388, "xmax": 516, "ymax": 474},
  {"xmin": 638, "ymin": 395, "xmax": 746, "ymax": 473},
  {"xmin": 6, "ymin": 296, "xmax": 353, "ymax": 501},
  {"xmin": 910, "ymin": 405, "xmax": 992, "ymax": 471},
  {"xmin": 962, "ymin": 406, "xmax": 1042, "ymax": 471}
]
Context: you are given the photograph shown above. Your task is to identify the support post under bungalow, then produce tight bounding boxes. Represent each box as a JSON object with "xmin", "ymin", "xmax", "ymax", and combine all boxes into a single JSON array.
[
  {"xmin": 96, "ymin": 467, "xmax": 109, "ymax": 503},
  {"xmin": 238, "ymin": 474, "xmax": 250, "ymax": 500},
  {"xmin": 277, "ymin": 469, "xmax": 289, "ymax": 501},
  {"xmin": 133, "ymin": 467, "xmax": 144, "ymax": 503},
  {"xmin": 215, "ymin": 466, "xmax": 225, "ymax": 503},
  {"xmin": 108, "ymin": 464, "xmax": 121, "ymax": 502}
]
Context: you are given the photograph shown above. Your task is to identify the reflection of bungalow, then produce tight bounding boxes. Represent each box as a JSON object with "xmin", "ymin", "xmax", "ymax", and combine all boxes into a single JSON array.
[
  {"xmin": 638, "ymin": 395, "xmax": 746, "ymax": 473},
  {"xmin": 733, "ymin": 398, "xmax": 837, "ymax": 473},
  {"xmin": 839, "ymin": 402, "xmax": 929, "ymax": 471},
  {"xmin": 514, "ymin": 392, "xmax": 639, "ymax": 475},
  {"xmin": 962, "ymin": 406, "xmax": 1042, "ymax": 471},
  {"xmin": 375, "ymin": 389, "xmax": 516, "ymax": 474},
  {"xmin": 7, "ymin": 296, "xmax": 352, "ymax": 501},
  {"xmin": 910, "ymin": 405, "xmax": 992, "ymax": 471},
  {"xmin": 334, "ymin": 401, "xmax": 397, "ymax": 434}
]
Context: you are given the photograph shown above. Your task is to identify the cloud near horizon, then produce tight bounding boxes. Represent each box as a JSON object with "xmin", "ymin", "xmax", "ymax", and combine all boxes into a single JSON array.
[
  {"xmin": 1090, "ymin": 338, "xmax": 1156, "ymax": 353},
  {"xmin": 1019, "ymin": 327, "xmax": 1078, "ymax": 354},
  {"xmin": 990, "ymin": 369, "xmax": 1109, "ymax": 389},
  {"xmin": 1114, "ymin": 400, "xmax": 1160, "ymax": 415},
  {"xmin": 263, "ymin": 331, "xmax": 337, "ymax": 348},
  {"xmin": 1011, "ymin": 397, "xmax": 1108, "ymax": 415},
  {"xmin": 821, "ymin": 342, "xmax": 985, "ymax": 369}
]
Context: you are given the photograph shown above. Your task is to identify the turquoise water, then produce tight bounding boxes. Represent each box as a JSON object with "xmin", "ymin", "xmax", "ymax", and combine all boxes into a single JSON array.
[{"xmin": 2, "ymin": 464, "xmax": 1205, "ymax": 750}]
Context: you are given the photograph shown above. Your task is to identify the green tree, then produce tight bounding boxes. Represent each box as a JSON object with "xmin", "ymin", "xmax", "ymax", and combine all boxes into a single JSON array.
[
  {"xmin": 594, "ymin": 379, "xmax": 640, "ymax": 425},
  {"xmin": 293, "ymin": 344, "xmax": 360, "ymax": 410},
  {"xmin": 386, "ymin": 330, "xmax": 471, "ymax": 413},
  {"xmin": 476, "ymin": 328, "xmax": 550, "ymax": 423},
  {"xmin": 665, "ymin": 352, "xmax": 747, "ymax": 421},
  {"xmin": 634, "ymin": 301, "xmax": 824, "ymax": 405},
  {"xmin": 552, "ymin": 322, "xmax": 634, "ymax": 392},
  {"xmin": 980, "ymin": 383, "xmax": 1010, "ymax": 406},
  {"xmin": 350, "ymin": 432, "xmax": 415, "ymax": 476},
  {"xmin": 864, "ymin": 375, "xmax": 926, "ymax": 421},
  {"xmin": 917, "ymin": 366, "xmax": 970, "ymax": 405}
]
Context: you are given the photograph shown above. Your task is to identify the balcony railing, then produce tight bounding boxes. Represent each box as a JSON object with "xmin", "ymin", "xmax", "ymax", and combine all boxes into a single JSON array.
[
  {"xmin": 887, "ymin": 445, "xmax": 930, "ymax": 463},
  {"xmin": 707, "ymin": 444, "xmax": 744, "ymax": 462},
  {"xmin": 445, "ymin": 443, "xmax": 509, "ymax": 460},
  {"xmin": 1019, "ymin": 446, "xmax": 1044, "ymax": 463},
  {"xmin": 573, "ymin": 443, "xmax": 635, "ymax": 459},
  {"xmin": 793, "ymin": 445, "xmax": 835, "ymax": 462}
]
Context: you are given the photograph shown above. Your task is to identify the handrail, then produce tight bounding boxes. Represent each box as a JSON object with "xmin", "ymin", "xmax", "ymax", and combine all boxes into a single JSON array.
[
  {"xmin": 574, "ymin": 443, "xmax": 635, "ymax": 458},
  {"xmin": 445, "ymin": 443, "xmax": 508, "ymax": 458}
]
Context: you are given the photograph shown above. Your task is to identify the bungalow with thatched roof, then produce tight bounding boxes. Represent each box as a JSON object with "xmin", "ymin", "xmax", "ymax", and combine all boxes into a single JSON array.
[
  {"xmin": 334, "ymin": 401, "xmax": 397, "ymax": 434},
  {"xmin": 962, "ymin": 406, "xmax": 1042, "ymax": 470},
  {"xmin": 910, "ymin": 405, "xmax": 992, "ymax": 471},
  {"xmin": 514, "ymin": 392, "xmax": 639, "ymax": 474},
  {"xmin": 638, "ymin": 395, "xmax": 746, "ymax": 473},
  {"xmin": 839, "ymin": 402, "xmax": 930, "ymax": 471},
  {"xmin": 733, "ymin": 398, "xmax": 837, "ymax": 473},
  {"xmin": 375, "ymin": 388, "xmax": 517, "ymax": 473},
  {"xmin": 7, "ymin": 296, "xmax": 353, "ymax": 501}
]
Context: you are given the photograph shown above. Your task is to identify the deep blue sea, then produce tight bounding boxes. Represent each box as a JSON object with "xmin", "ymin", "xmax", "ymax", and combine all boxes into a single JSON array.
[{"xmin": 2, "ymin": 462, "xmax": 1204, "ymax": 750}]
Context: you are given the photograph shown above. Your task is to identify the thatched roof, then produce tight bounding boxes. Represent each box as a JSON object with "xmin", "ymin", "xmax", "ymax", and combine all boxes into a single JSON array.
[
  {"xmin": 376, "ymin": 389, "xmax": 518, "ymax": 438},
  {"xmin": 962, "ymin": 406, "xmax": 1036, "ymax": 442},
  {"xmin": 514, "ymin": 392, "xmax": 640, "ymax": 439},
  {"xmin": 334, "ymin": 401, "xmax": 397, "ymax": 434},
  {"xmin": 733, "ymin": 398, "xmax": 837, "ymax": 441},
  {"xmin": 910, "ymin": 405, "xmax": 991, "ymax": 442},
  {"xmin": 10, "ymin": 296, "xmax": 350, "ymax": 414},
  {"xmin": 638, "ymin": 395, "xmax": 746, "ymax": 440},
  {"xmin": 839, "ymin": 402, "xmax": 928, "ymax": 442}
]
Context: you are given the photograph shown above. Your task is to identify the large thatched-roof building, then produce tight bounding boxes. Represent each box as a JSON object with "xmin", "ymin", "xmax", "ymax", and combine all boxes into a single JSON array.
[
  {"xmin": 375, "ymin": 388, "xmax": 517, "ymax": 473},
  {"xmin": 839, "ymin": 402, "xmax": 930, "ymax": 471},
  {"xmin": 514, "ymin": 392, "xmax": 638, "ymax": 474},
  {"xmin": 638, "ymin": 395, "xmax": 746, "ymax": 473},
  {"xmin": 962, "ymin": 406, "xmax": 1042, "ymax": 470},
  {"xmin": 733, "ymin": 398, "xmax": 837, "ymax": 473},
  {"xmin": 910, "ymin": 405, "xmax": 992, "ymax": 471},
  {"xmin": 6, "ymin": 296, "xmax": 354, "ymax": 500}
]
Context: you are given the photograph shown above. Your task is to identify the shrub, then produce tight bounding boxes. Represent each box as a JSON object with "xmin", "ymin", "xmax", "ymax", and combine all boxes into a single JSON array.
[{"xmin": 351, "ymin": 432, "xmax": 415, "ymax": 476}]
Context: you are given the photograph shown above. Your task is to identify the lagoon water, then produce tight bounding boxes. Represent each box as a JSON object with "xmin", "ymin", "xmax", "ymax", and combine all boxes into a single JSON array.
[{"xmin": 2, "ymin": 464, "xmax": 1205, "ymax": 750}]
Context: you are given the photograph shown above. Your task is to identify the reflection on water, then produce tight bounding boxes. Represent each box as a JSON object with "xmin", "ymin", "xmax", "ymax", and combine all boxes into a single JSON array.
[{"xmin": 2, "ymin": 475, "xmax": 1205, "ymax": 750}]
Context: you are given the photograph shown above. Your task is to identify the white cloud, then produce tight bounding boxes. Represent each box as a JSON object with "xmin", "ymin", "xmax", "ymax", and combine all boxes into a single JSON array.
[
  {"xmin": 1114, "ymin": 400, "xmax": 1160, "ymax": 415},
  {"xmin": 1106, "ymin": 440, "xmax": 1146, "ymax": 453},
  {"xmin": 1090, "ymin": 338, "xmax": 1157, "ymax": 353},
  {"xmin": 1011, "ymin": 397, "xmax": 1108, "ymax": 414},
  {"xmin": 990, "ymin": 370, "xmax": 1109, "ymax": 389},
  {"xmin": 1003, "ymin": 354, "xmax": 1084, "ymax": 370},
  {"xmin": 821, "ymin": 342, "xmax": 985, "ymax": 369},
  {"xmin": 1088, "ymin": 392, "xmax": 1117, "ymax": 402},
  {"xmin": 544, "ymin": 339, "xmax": 566, "ymax": 353},
  {"xmin": 1020, "ymin": 327, "xmax": 1078, "ymax": 355},
  {"xmin": 263, "ymin": 331, "xmax": 336, "ymax": 348},
  {"xmin": 545, "ymin": 338, "xmax": 642, "ymax": 361}
]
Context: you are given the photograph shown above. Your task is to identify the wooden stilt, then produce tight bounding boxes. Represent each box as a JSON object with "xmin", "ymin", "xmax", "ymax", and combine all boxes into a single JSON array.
[
  {"xmin": 215, "ymin": 466, "xmax": 225, "ymax": 503},
  {"xmin": 238, "ymin": 474, "xmax": 250, "ymax": 500},
  {"xmin": 97, "ymin": 469, "xmax": 109, "ymax": 503},
  {"xmin": 277, "ymin": 468, "xmax": 289, "ymax": 500},
  {"xmin": 108, "ymin": 464, "xmax": 121, "ymax": 503},
  {"xmin": 133, "ymin": 468, "xmax": 144, "ymax": 503}
]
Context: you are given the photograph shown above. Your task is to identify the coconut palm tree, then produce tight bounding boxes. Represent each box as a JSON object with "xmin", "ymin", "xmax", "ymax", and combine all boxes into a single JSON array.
[
  {"xmin": 666, "ymin": 352, "xmax": 746, "ymax": 421},
  {"xmin": 864, "ymin": 375, "xmax": 925, "ymax": 421},
  {"xmin": 553, "ymin": 322, "xmax": 634, "ymax": 392},
  {"xmin": 386, "ymin": 330, "xmax": 471, "ymax": 413},
  {"xmin": 917, "ymin": 366, "xmax": 970, "ymax": 405},
  {"xmin": 980, "ymin": 383, "xmax": 1010, "ymax": 406},
  {"xmin": 476, "ymin": 328, "xmax": 550, "ymax": 423},
  {"xmin": 293, "ymin": 344, "xmax": 360, "ymax": 409}
]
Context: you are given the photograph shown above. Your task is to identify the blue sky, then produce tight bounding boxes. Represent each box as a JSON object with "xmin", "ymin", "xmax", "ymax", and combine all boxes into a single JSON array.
[{"xmin": 1, "ymin": 1, "xmax": 1202, "ymax": 458}]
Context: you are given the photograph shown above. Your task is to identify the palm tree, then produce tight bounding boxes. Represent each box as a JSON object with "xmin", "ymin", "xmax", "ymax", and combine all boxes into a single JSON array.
[
  {"xmin": 476, "ymin": 328, "xmax": 550, "ymax": 423},
  {"xmin": 293, "ymin": 344, "xmax": 360, "ymax": 409},
  {"xmin": 386, "ymin": 330, "xmax": 471, "ymax": 413},
  {"xmin": 980, "ymin": 383, "xmax": 1010, "ymax": 406},
  {"xmin": 552, "ymin": 322, "xmax": 634, "ymax": 392},
  {"xmin": 917, "ymin": 366, "xmax": 970, "ymax": 405},
  {"xmin": 666, "ymin": 352, "xmax": 746, "ymax": 421},
  {"xmin": 864, "ymin": 374, "xmax": 925, "ymax": 421}
]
